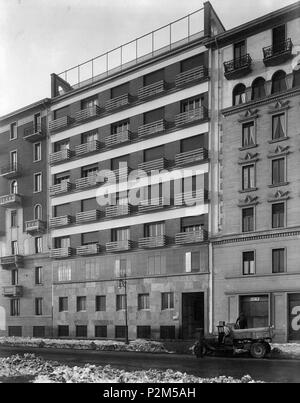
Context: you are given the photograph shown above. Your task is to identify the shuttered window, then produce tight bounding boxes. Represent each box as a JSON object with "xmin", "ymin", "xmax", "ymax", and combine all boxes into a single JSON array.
[
  {"xmin": 144, "ymin": 69, "xmax": 164, "ymax": 86},
  {"xmin": 272, "ymin": 249, "xmax": 285, "ymax": 273},
  {"xmin": 272, "ymin": 158, "xmax": 285, "ymax": 184}
]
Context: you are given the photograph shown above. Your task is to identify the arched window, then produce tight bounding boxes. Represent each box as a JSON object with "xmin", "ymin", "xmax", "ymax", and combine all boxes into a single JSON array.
[
  {"xmin": 34, "ymin": 204, "xmax": 42, "ymax": 220},
  {"xmin": 252, "ymin": 77, "xmax": 266, "ymax": 100},
  {"xmin": 272, "ymin": 70, "xmax": 286, "ymax": 94},
  {"xmin": 293, "ymin": 69, "xmax": 300, "ymax": 88},
  {"xmin": 233, "ymin": 84, "xmax": 246, "ymax": 106},
  {"xmin": 11, "ymin": 180, "xmax": 18, "ymax": 194}
]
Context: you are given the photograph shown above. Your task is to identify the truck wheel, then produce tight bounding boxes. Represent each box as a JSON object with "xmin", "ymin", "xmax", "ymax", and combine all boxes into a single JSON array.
[{"xmin": 250, "ymin": 342, "xmax": 267, "ymax": 359}]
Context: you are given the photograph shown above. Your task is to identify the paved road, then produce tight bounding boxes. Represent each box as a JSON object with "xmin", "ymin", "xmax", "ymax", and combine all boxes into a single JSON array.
[{"xmin": 0, "ymin": 345, "xmax": 299, "ymax": 383}]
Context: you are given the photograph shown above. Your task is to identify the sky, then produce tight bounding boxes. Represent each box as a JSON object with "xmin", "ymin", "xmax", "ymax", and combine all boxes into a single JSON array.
[{"xmin": 0, "ymin": 0, "xmax": 297, "ymax": 116}]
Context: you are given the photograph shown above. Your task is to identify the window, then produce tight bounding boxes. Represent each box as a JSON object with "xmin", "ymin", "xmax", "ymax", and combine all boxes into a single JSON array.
[
  {"xmin": 160, "ymin": 326, "xmax": 175, "ymax": 339},
  {"xmin": 35, "ymin": 298, "xmax": 43, "ymax": 316},
  {"xmin": 272, "ymin": 70, "xmax": 287, "ymax": 94},
  {"xmin": 243, "ymin": 251, "xmax": 255, "ymax": 275},
  {"xmin": 272, "ymin": 24, "xmax": 286, "ymax": 52},
  {"xmin": 272, "ymin": 113, "xmax": 285, "ymax": 140},
  {"xmin": 8, "ymin": 326, "xmax": 22, "ymax": 336},
  {"xmin": 81, "ymin": 96, "xmax": 98, "ymax": 109},
  {"xmin": 185, "ymin": 251, "xmax": 200, "ymax": 273},
  {"xmin": 34, "ymin": 204, "xmax": 42, "ymax": 220},
  {"xmin": 180, "ymin": 54, "xmax": 204, "ymax": 72},
  {"xmin": 293, "ymin": 69, "xmax": 300, "ymax": 87},
  {"xmin": 138, "ymin": 294, "xmax": 150, "ymax": 310},
  {"xmin": 112, "ymin": 228, "xmax": 130, "ymax": 242},
  {"xmin": 161, "ymin": 292, "xmax": 174, "ymax": 310},
  {"xmin": 144, "ymin": 68, "xmax": 164, "ymax": 85},
  {"xmin": 252, "ymin": 77, "xmax": 266, "ymax": 100},
  {"xmin": 82, "ymin": 164, "xmax": 98, "ymax": 178},
  {"xmin": 116, "ymin": 294, "xmax": 126, "ymax": 311},
  {"xmin": 143, "ymin": 108, "xmax": 164, "ymax": 124},
  {"xmin": 137, "ymin": 326, "xmax": 151, "ymax": 339},
  {"xmin": 11, "ymin": 180, "xmax": 18, "ymax": 194},
  {"xmin": 11, "ymin": 210, "xmax": 17, "ymax": 227},
  {"xmin": 240, "ymin": 295, "xmax": 269, "ymax": 328},
  {"xmin": 34, "ymin": 173, "xmax": 42, "ymax": 192},
  {"xmin": 55, "ymin": 236, "xmax": 70, "ymax": 249},
  {"xmin": 145, "ymin": 222, "xmax": 165, "ymax": 237},
  {"xmin": 242, "ymin": 122, "xmax": 255, "ymax": 147},
  {"xmin": 112, "ymin": 120, "xmax": 129, "ymax": 134},
  {"xmin": 54, "ymin": 139, "xmax": 70, "ymax": 152},
  {"xmin": 10, "ymin": 150, "xmax": 17, "ymax": 169},
  {"xmin": 242, "ymin": 207, "xmax": 254, "ymax": 232},
  {"xmin": 95, "ymin": 326, "xmax": 107, "ymax": 338},
  {"xmin": 181, "ymin": 97, "xmax": 202, "ymax": 112},
  {"xmin": 35, "ymin": 267, "xmax": 43, "ymax": 285},
  {"xmin": 242, "ymin": 165, "xmax": 255, "ymax": 190},
  {"xmin": 58, "ymin": 325, "xmax": 69, "ymax": 337},
  {"xmin": 77, "ymin": 296, "xmax": 86, "ymax": 312},
  {"xmin": 10, "ymin": 122, "xmax": 17, "ymax": 140},
  {"xmin": 147, "ymin": 255, "xmax": 166, "ymax": 275},
  {"xmin": 82, "ymin": 130, "xmax": 98, "ymax": 143},
  {"xmin": 272, "ymin": 249, "xmax": 285, "ymax": 273},
  {"xmin": 272, "ymin": 203, "xmax": 285, "ymax": 228},
  {"xmin": 35, "ymin": 237, "xmax": 43, "ymax": 254},
  {"xmin": 10, "ymin": 299, "xmax": 20, "ymax": 316},
  {"xmin": 272, "ymin": 158, "xmax": 285, "ymax": 185},
  {"xmin": 11, "ymin": 269, "xmax": 18, "ymax": 285},
  {"xmin": 233, "ymin": 84, "xmax": 246, "ymax": 106},
  {"xmin": 82, "ymin": 231, "xmax": 99, "ymax": 246},
  {"xmin": 234, "ymin": 40, "xmax": 246, "ymax": 62},
  {"xmin": 76, "ymin": 325, "xmax": 87, "ymax": 338},
  {"xmin": 95, "ymin": 295, "xmax": 106, "ymax": 311},
  {"xmin": 115, "ymin": 326, "xmax": 127, "ymax": 338},
  {"xmin": 58, "ymin": 262, "xmax": 71, "ymax": 282},
  {"xmin": 59, "ymin": 297, "xmax": 68, "ymax": 312},
  {"xmin": 11, "ymin": 241, "xmax": 18, "ymax": 255},
  {"xmin": 115, "ymin": 258, "xmax": 128, "ymax": 278},
  {"xmin": 33, "ymin": 142, "xmax": 42, "ymax": 162},
  {"xmin": 33, "ymin": 326, "xmax": 45, "ymax": 338},
  {"xmin": 34, "ymin": 113, "xmax": 41, "ymax": 131}
]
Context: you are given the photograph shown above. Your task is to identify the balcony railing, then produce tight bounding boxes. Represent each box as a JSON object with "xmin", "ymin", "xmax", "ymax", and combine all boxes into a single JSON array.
[
  {"xmin": 175, "ymin": 147, "xmax": 208, "ymax": 167},
  {"xmin": 51, "ymin": 247, "xmax": 74, "ymax": 259},
  {"xmin": 106, "ymin": 240, "xmax": 133, "ymax": 253},
  {"xmin": 174, "ymin": 190, "xmax": 207, "ymax": 206},
  {"xmin": 3, "ymin": 285, "xmax": 23, "ymax": 297},
  {"xmin": 49, "ymin": 116, "xmax": 73, "ymax": 132},
  {"xmin": 75, "ymin": 140, "xmax": 101, "ymax": 156},
  {"xmin": 138, "ymin": 80, "xmax": 165, "ymax": 100},
  {"xmin": 105, "ymin": 130, "xmax": 132, "ymax": 148},
  {"xmin": 138, "ymin": 196, "xmax": 170, "ymax": 213},
  {"xmin": 0, "ymin": 163, "xmax": 22, "ymax": 179},
  {"xmin": 25, "ymin": 219, "xmax": 46, "ymax": 234},
  {"xmin": 263, "ymin": 39, "xmax": 293, "ymax": 66},
  {"xmin": 138, "ymin": 119, "xmax": 165, "ymax": 138},
  {"xmin": 105, "ymin": 204, "xmax": 132, "ymax": 218},
  {"xmin": 105, "ymin": 94, "xmax": 130, "ymax": 112},
  {"xmin": 138, "ymin": 157, "xmax": 168, "ymax": 173},
  {"xmin": 175, "ymin": 106, "xmax": 207, "ymax": 127},
  {"xmin": 175, "ymin": 66, "xmax": 208, "ymax": 87},
  {"xmin": 49, "ymin": 149, "xmax": 71, "ymax": 165},
  {"xmin": 74, "ymin": 105, "xmax": 101, "ymax": 122},
  {"xmin": 49, "ymin": 181, "xmax": 72, "ymax": 196},
  {"xmin": 75, "ymin": 173, "xmax": 102, "ymax": 190},
  {"xmin": 76, "ymin": 244, "xmax": 101, "ymax": 256},
  {"xmin": 49, "ymin": 215, "xmax": 72, "ymax": 228},
  {"xmin": 0, "ymin": 255, "xmax": 24, "ymax": 269},
  {"xmin": 138, "ymin": 235, "xmax": 167, "ymax": 249},
  {"xmin": 175, "ymin": 229, "xmax": 207, "ymax": 245},
  {"xmin": 23, "ymin": 123, "xmax": 46, "ymax": 142},
  {"xmin": 223, "ymin": 54, "xmax": 252, "ymax": 80},
  {"xmin": 0, "ymin": 194, "xmax": 22, "ymax": 208},
  {"xmin": 76, "ymin": 209, "xmax": 101, "ymax": 224}
]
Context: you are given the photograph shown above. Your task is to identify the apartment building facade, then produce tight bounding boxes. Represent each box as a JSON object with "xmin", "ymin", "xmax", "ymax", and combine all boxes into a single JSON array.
[
  {"xmin": 207, "ymin": 2, "xmax": 300, "ymax": 342},
  {"xmin": 0, "ymin": 100, "xmax": 53, "ymax": 337}
]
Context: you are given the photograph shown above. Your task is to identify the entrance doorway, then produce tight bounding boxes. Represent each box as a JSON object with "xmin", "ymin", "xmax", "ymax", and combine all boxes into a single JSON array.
[
  {"xmin": 182, "ymin": 292, "xmax": 204, "ymax": 339},
  {"xmin": 288, "ymin": 293, "xmax": 300, "ymax": 341}
]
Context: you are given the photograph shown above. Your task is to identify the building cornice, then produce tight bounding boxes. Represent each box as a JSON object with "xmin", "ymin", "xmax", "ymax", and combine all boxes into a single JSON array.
[{"xmin": 0, "ymin": 98, "xmax": 51, "ymax": 123}]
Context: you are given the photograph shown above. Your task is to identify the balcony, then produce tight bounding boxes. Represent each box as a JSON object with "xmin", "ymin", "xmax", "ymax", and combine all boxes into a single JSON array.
[
  {"xmin": 49, "ymin": 149, "xmax": 71, "ymax": 165},
  {"xmin": 175, "ymin": 229, "xmax": 207, "ymax": 245},
  {"xmin": 25, "ymin": 219, "xmax": 46, "ymax": 234},
  {"xmin": 138, "ymin": 119, "xmax": 165, "ymax": 138},
  {"xmin": 106, "ymin": 240, "xmax": 133, "ymax": 253},
  {"xmin": 105, "ymin": 94, "xmax": 131, "ymax": 112},
  {"xmin": 0, "ymin": 194, "xmax": 22, "ymax": 208},
  {"xmin": 223, "ymin": 54, "xmax": 252, "ymax": 80},
  {"xmin": 0, "ymin": 163, "xmax": 22, "ymax": 179},
  {"xmin": 105, "ymin": 204, "xmax": 132, "ymax": 219},
  {"xmin": 23, "ymin": 123, "xmax": 46, "ymax": 142},
  {"xmin": 138, "ymin": 235, "xmax": 167, "ymax": 249},
  {"xmin": 49, "ymin": 116, "xmax": 73, "ymax": 132},
  {"xmin": 75, "ymin": 173, "xmax": 102, "ymax": 190},
  {"xmin": 105, "ymin": 130, "xmax": 132, "ymax": 148},
  {"xmin": 138, "ymin": 158, "xmax": 168, "ymax": 173},
  {"xmin": 49, "ymin": 181, "xmax": 72, "ymax": 196},
  {"xmin": 175, "ymin": 106, "xmax": 208, "ymax": 127},
  {"xmin": 50, "ymin": 247, "xmax": 74, "ymax": 259},
  {"xmin": 0, "ymin": 255, "xmax": 24, "ymax": 270},
  {"xmin": 137, "ymin": 80, "xmax": 165, "ymax": 100},
  {"xmin": 75, "ymin": 140, "xmax": 101, "ymax": 156},
  {"xmin": 76, "ymin": 244, "xmax": 101, "ymax": 256},
  {"xmin": 175, "ymin": 147, "xmax": 208, "ymax": 167},
  {"xmin": 3, "ymin": 285, "xmax": 23, "ymax": 297},
  {"xmin": 138, "ymin": 196, "xmax": 170, "ymax": 213},
  {"xmin": 74, "ymin": 105, "xmax": 101, "ymax": 122},
  {"xmin": 263, "ymin": 39, "xmax": 293, "ymax": 67},
  {"xmin": 76, "ymin": 209, "xmax": 101, "ymax": 224},
  {"xmin": 49, "ymin": 215, "xmax": 72, "ymax": 228},
  {"xmin": 174, "ymin": 190, "xmax": 207, "ymax": 206},
  {"xmin": 108, "ymin": 166, "xmax": 131, "ymax": 183},
  {"xmin": 175, "ymin": 66, "xmax": 208, "ymax": 87}
]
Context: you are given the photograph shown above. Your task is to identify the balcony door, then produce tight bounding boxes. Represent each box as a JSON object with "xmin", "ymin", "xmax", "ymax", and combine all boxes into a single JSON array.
[
  {"xmin": 82, "ymin": 131, "xmax": 98, "ymax": 143},
  {"xmin": 234, "ymin": 41, "xmax": 246, "ymax": 68},
  {"xmin": 113, "ymin": 228, "xmax": 129, "ymax": 242},
  {"xmin": 146, "ymin": 222, "xmax": 165, "ymax": 237},
  {"xmin": 273, "ymin": 25, "xmax": 286, "ymax": 53},
  {"xmin": 34, "ymin": 113, "xmax": 41, "ymax": 131}
]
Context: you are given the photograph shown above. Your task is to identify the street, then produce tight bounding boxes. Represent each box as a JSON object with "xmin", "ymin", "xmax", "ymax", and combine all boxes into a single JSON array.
[{"xmin": 0, "ymin": 346, "xmax": 299, "ymax": 383}]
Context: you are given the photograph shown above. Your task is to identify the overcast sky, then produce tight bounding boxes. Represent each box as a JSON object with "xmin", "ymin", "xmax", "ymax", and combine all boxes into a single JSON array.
[{"xmin": 0, "ymin": 0, "xmax": 296, "ymax": 116}]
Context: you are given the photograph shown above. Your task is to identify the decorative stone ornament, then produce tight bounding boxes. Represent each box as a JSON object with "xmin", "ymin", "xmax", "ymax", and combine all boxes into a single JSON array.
[
  {"xmin": 268, "ymin": 190, "xmax": 289, "ymax": 202},
  {"xmin": 238, "ymin": 195, "xmax": 258, "ymax": 207}
]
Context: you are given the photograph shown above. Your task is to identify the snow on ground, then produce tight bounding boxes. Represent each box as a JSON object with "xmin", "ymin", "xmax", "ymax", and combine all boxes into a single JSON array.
[{"xmin": 271, "ymin": 343, "xmax": 300, "ymax": 359}]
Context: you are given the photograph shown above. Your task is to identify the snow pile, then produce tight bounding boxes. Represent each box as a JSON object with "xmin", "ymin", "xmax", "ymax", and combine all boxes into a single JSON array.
[
  {"xmin": 0, "ymin": 354, "xmax": 263, "ymax": 383},
  {"xmin": 271, "ymin": 343, "xmax": 300, "ymax": 359}
]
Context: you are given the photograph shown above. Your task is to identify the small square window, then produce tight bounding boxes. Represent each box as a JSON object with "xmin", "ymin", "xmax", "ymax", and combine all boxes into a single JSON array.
[
  {"xmin": 161, "ymin": 292, "xmax": 174, "ymax": 310},
  {"xmin": 243, "ymin": 251, "xmax": 255, "ymax": 275},
  {"xmin": 95, "ymin": 326, "xmax": 107, "ymax": 338},
  {"xmin": 95, "ymin": 296, "xmax": 106, "ymax": 312},
  {"xmin": 138, "ymin": 294, "xmax": 150, "ymax": 310},
  {"xmin": 137, "ymin": 326, "xmax": 151, "ymax": 339},
  {"xmin": 115, "ymin": 325, "xmax": 127, "ymax": 339},
  {"xmin": 59, "ymin": 297, "xmax": 68, "ymax": 312},
  {"xmin": 76, "ymin": 325, "xmax": 87, "ymax": 338},
  {"xmin": 58, "ymin": 325, "xmax": 69, "ymax": 337}
]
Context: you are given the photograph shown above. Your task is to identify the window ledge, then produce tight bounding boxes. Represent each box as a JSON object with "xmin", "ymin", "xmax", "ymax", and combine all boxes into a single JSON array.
[
  {"xmin": 268, "ymin": 137, "xmax": 289, "ymax": 144},
  {"xmin": 239, "ymin": 144, "xmax": 258, "ymax": 151},
  {"xmin": 239, "ymin": 188, "xmax": 258, "ymax": 193},
  {"xmin": 268, "ymin": 182, "xmax": 289, "ymax": 188},
  {"xmin": 225, "ymin": 271, "xmax": 297, "ymax": 280}
]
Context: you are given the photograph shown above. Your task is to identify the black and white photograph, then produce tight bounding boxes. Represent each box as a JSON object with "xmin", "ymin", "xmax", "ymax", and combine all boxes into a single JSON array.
[{"xmin": 0, "ymin": 0, "xmax": 300, "ymax": 387}]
